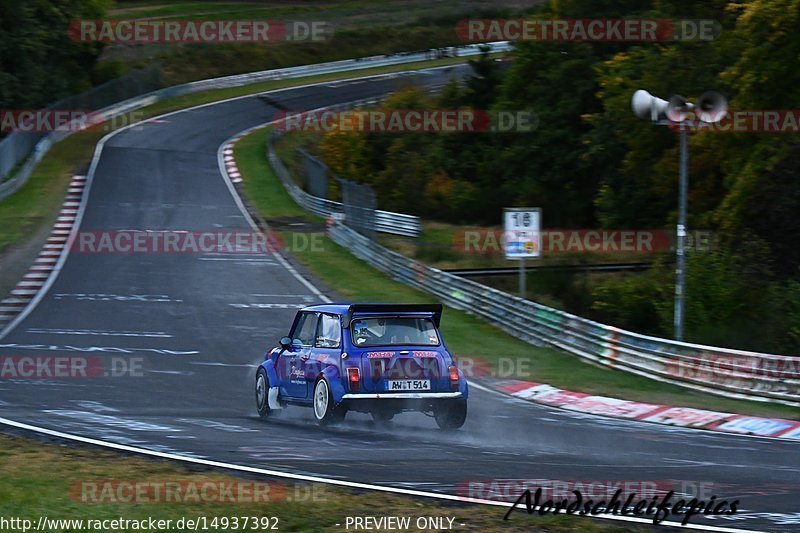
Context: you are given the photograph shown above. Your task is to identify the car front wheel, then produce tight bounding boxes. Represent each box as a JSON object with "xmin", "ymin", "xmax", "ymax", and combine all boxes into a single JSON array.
[
  {"xmin": 434, "ymin": 400, "xmax": 467, "ymax": 430},
  {"xmin": 255, "ymin": 367, "xmax": 272, "ymax": 418},
  {"xmin": 313, "ymin": 378, "xmax": 345, "ymax": 425}
]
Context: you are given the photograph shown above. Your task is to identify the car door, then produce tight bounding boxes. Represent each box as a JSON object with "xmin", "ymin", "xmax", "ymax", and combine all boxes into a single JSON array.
[
  {"xmin": 280, "ymin": 312, "xmax": 317, "ymax": 399},
  {"xmin": 308, "ymin": 313, "xmax": 342, "ymax": 392}
]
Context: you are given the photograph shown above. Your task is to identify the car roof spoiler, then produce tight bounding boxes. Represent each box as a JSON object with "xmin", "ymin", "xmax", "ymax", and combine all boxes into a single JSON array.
[{"xmin": 345, "ymin": 303, "xmax": 443, "ymax": 328}]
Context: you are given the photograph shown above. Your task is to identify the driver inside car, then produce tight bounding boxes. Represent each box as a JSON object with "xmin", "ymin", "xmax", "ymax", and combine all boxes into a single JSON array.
[{"xmin": 353, "ymin": 319, "xmax": 386, "ymax": 345}]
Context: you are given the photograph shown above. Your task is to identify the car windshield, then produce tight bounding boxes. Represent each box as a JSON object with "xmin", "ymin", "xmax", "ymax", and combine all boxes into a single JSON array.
[{"xmin": 350, "ymin": 316, "xmax": 439, "ymax": 347}]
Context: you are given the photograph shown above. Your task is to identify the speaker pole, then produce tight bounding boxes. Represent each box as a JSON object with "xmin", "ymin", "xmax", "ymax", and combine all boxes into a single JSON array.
[
  {"xmin": 632, "ymin": 88, "xmax": 726, "ymax": 341},
  {"xmin": 674, "ymin": 125, "xmax": 689, "ymax": 341}
]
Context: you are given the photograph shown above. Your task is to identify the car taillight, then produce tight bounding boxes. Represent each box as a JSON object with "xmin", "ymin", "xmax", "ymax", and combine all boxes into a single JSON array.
[
  {"xmin": 448, "ymin": 365, "xmax": 459, "ymax": 389},
  {"xmin": 348, "ymin": 367, "xmax": 360, "ymax": 392}
]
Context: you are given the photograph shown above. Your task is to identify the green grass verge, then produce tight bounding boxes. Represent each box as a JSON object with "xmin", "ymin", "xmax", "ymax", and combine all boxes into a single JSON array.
[
  {"xmin": 238, "ymin": 127, "xmax": 800, "ymax": 421},
  {"xmin": 0, "ymin": 434, "xmax": 642, "ymax": 532},
  {"xmin": 234, "ymin": 130, "xmax": 313, "ymax": 221},
  {"xmin": 0, "ymin": 131, "xmax": 105, "ymax": 253}
]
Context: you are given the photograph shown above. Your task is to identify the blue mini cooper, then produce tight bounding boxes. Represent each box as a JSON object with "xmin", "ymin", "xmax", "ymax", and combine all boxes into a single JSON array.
[{"xmin": 255, "ymin": 303, "xmax": 468, "ymax": 429}]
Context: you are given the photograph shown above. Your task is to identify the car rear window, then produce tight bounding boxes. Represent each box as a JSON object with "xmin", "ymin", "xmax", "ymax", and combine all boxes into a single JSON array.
[{"xmin": 350, "ymin": 316, "xmax": 439, "ymax": 347}]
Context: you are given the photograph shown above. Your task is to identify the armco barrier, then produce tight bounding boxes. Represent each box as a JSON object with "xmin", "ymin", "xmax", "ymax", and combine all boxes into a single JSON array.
[
  {"xmin": 327, "ymin": 223, "xmax": 800, "ymax": 406},
  {"xmin": 267, "ymin": 99, "xmax": 422, "ymax": 237},
  {"xmin": 1, "ymin": 42, "xmax": 512, "ymax": 202}
]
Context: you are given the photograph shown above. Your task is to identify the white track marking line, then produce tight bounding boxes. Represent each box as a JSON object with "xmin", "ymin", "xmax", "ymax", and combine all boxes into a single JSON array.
[
  {"xmin": 216, "ymin": 136, "xmax": 330, "ymax": 303},
  {"xmin": 25, "ymin": 328, "xmax": 172, "ymax": 338},
  {"xmin": 196, "ymin": 257, "xmax": 276, "ymax": 263},
  {"xmin": 189, "ymin": 362, "xmax": 252, "ymax": 367},
  {"xmin": 0, "ymin": 416, "xmax": 759, "ymax": 532}
]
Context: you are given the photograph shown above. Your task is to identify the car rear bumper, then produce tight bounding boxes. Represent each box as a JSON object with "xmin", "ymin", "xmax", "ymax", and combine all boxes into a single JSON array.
[{"xmin": 341, "ymin": 392, "xmax": 463, "ymax": 400}]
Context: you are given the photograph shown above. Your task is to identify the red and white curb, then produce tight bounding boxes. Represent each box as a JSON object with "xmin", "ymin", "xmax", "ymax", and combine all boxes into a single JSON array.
[
  {"xmin": 222, "ymin": 137, "xmax": 243, "ymax": 184},
  {"xmin": 495, "ymin": 380, "xmax": 800, "ymax": 441},
  {"xmin": 0, "ymin": 175, "xmax": 86, "ymax": 331}
]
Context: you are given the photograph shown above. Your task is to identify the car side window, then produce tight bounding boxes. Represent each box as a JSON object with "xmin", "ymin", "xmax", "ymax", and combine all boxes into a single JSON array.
[
  {"xmin": 292, "ymin": 313, "xmax": 319, "ymax": 346},
  {"xmin": 315, "ymin": 314, "xmax": 341, "ymax": 349}
]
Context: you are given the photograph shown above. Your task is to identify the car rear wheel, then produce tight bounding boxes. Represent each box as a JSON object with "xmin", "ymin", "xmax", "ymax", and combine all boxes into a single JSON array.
[
  {"xmin": 313, "ymin": 378, "xmax": 345, "ymax": 425},
  {"xmin": 434, "ymin": 400, "xmax": 467, "ymax": 430}
]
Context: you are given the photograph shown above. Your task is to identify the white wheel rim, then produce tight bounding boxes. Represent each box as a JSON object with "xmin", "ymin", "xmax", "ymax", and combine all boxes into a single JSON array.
[
  {"xmin": 256, "ymin": 374, "xmax": 266, "ymax": 409},
  {"xmin": 314, "ymin": 380, "xmax": 328, "ymax": 420}
]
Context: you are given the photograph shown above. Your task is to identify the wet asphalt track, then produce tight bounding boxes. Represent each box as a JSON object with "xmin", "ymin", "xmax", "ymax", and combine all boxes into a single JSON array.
[{"xmin": 0, "ymin": 65, "xmax": 798, "ymax": 532}]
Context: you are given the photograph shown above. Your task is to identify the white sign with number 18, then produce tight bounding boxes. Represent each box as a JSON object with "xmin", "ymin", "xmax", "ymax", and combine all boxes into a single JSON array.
[{"xmin": 504, "ymin": 208, "xmax": 541, "ymax": 259}]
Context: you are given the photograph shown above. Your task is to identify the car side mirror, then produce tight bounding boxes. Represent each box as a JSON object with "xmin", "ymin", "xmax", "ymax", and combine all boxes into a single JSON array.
[{"xmin": 279, "ymin": 336, "xmax": 292, "ymax": 350}]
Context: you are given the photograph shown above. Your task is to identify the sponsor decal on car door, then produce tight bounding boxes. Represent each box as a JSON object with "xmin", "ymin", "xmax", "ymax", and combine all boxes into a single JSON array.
[{"xmin": 285, "ymin": 312, "xmax": 318, "ymax": 399}]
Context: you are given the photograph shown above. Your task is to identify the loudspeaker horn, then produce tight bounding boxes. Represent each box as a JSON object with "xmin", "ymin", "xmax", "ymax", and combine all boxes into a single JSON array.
[
  {"xmin": 695, "ymin": 91, "xmax": 728, "ymax": 123},
  {"xmin": 631, "ymin": 89, "xmax": 669, "ymax": 121},
  {"xmin": 666, "ymin": 95, "xmax": 693, "ymax": 122}
]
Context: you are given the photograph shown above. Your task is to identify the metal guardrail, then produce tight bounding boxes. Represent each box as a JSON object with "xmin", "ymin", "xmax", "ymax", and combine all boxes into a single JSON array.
[
  {"xmin": 328, "ymin": 223, "xmax": 800, "ymax": 406},
  {"xmin": 445, "ymin": 263, "xmax": 653, "ymax": 276},
  {"xmin": 267, "ymin": 97, "xmax": 422, "ymax": 237},
  {"xmin": 1, "ymin": 41, "xmax": 512, "ymax": 202}
]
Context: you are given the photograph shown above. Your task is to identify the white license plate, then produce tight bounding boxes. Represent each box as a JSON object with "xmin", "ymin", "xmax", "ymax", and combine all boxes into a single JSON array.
[{"xmin": 388, "ymin": 379, "xmax": 431, "ymax": 391}]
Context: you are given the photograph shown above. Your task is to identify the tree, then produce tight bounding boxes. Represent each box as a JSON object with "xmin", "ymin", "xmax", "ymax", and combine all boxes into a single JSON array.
[
  {"xmin": 0, "ymin": 0, "xmax": 109, "ymax": 109},
  {"xmin": 462, "ymin": 46, "xmax": 503, "ymax": 110},
  {"xmin": 492, "ymin": 40, "xmax": 601, "ymax": 227},
  {"xmin": 711, "ymin": 0, "xmax": 800, "ymax": 279}
]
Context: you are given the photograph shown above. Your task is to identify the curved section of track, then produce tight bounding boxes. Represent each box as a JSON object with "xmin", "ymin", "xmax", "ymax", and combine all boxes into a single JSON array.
[{"xmin": 0, "ymin": 67, "xmax": 797, "ymax": 532}]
